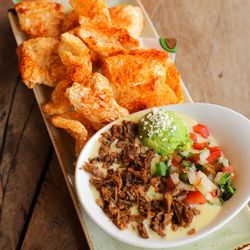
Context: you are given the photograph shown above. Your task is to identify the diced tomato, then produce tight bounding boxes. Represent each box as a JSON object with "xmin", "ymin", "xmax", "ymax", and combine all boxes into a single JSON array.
[
  {"xmin": 207, "ymin": 151, "xmax": 222, "ymax": 164},
  {"xmin": 222, "ymin": 165, "xmax": 235, "ymax": 175},
  {"xmin": 178, "ymin": 166, "xmax": 187, "ymax": 173},
  {"xmin": 185, "ymin": 191, "xmax": 207, "ymax": 204},
  {"xmin": 187, "ymin": 153, "xmax": 200, "ymax": 163},
  {"xmin": 172, "ymin": 153, "xmax": 182, "ymax": 166},
  {"xmin": 192, "ymin": 142, "xmax": 208, "ymax": 150},
  {"xmin": 208, "ymin": 146, "xmax": 222, "ymax": 154},
  {"xmin": 210, "ymin": 190, "xmax": 217, "ymax": 198},
  {"xmin": 193, "ymin": 124, "xmax": 210, "ymax": 138},
  {"xmin": 189, "ymin": 133, "xmax": 198, "ymax": 143}
]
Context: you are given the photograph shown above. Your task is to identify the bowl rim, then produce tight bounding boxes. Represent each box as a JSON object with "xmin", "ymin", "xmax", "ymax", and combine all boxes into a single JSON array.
[{"xmin": 75, "ymin": 102, "xmax": 250, "ymax": 248}]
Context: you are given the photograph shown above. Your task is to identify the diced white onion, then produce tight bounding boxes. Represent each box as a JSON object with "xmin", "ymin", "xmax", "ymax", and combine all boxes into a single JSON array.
[
  {"xmin": 199, "ymin": 149, "xmax": 210, "ymax": 164},
  {"xmin": 222, "ymin": 158, "xmax": 229, "ymax": 167},
  {"xmin": 176, "ymin": 195, "xmax": 187, "ymax": 201},
  {"xmin": 179, "ymin": 151, "xmax": 190, "ymax": 157},
  {"xmin": 187, "ymin": 170, "xmax": 197, "ymax": 184},
  {"xmin": 195, "ymin": 171, "xmax": 218, "ymax": 196},
  {"xmin": 178, "ymin": 181, "xmax": 195, "ymax": 191},
  {"xmin": 205, "ymin": 193, "xmax": 213, "ymax": 202},
  {"xmin": 190, "ymin": 163, "xmax": 196, "ymax": 171},
  {"xmin": 218, "ymin": 157, "xmax": 229, "ymax": 167},
  {"xmin": 213, "ymin": 197, "xmax": 221, "ymax": 206},
  {"xmin": 170, "ymin": 173, "xmax": 180, "ymax": 185},
  {"xmin": 214, "ymin": 172, "xmax": 223, "ymax": 185}
]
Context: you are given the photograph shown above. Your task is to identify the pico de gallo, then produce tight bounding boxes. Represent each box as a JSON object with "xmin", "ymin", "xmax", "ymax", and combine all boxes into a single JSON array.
[{"xmin": 154, "ymin": 121, "xmax": 236, "ymax": 205}]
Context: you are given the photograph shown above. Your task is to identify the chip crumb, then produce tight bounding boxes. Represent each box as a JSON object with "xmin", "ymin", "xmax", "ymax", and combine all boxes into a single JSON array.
[{"xmin": 187, "ymin": 228, "xmax": 196, "ymax": 235}]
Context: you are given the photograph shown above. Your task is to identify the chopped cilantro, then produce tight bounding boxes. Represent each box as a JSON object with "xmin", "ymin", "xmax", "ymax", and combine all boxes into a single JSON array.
[
  {"xmin": 195, "ymin": 164, "xmax": 203, "ymax": 171},
  {"xmin": 155, "ymin": 162, "xmax": 169, "ymax": 176},
  {"xmin": 179, "ymin": 173, "xmax": 189, "ymax": 183},
  {"xmin": 219, "ymin": 173, "xmax": 236, "ymax": 202}
]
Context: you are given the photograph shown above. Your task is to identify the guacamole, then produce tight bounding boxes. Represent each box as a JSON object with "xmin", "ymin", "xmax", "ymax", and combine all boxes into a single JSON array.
[{"xmin": 138, "ymin": 110, "xmax": 192, "ymax": 157}]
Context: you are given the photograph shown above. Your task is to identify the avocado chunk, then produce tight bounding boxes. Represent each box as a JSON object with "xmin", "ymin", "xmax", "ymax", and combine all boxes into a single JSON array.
[{"xmin": 138, "ymin": 110, "xmax": 192, "ymax": 157}]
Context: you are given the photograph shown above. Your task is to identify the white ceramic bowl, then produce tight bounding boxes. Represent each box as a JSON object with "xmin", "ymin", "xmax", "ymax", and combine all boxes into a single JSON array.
[{"xmin": 75, "ymin": 103, "xmax": 250, "ymax": 248}]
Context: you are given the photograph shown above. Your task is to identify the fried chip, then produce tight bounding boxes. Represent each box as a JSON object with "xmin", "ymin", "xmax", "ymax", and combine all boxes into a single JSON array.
[
  {"xmin": 15, "ymin": 0, "xmax": 64, "ymax": 38},
  {"xmin": 66, "ymin": 73, "xmax": 129, "ymax": 127},
  {"xmin": 17, "ymin": 37, "xmax": 66, "ymax": 88},
  {"xmin": 58, "ymin": 32, "xmax": 92, "ymax": 83},
  {"xmin": 51, "ymin": 113, "xmax": 89, "ymax": 155},
  {"xmin": 69, "ymin": 0, "xmax": 111, "ymax": 24},
  {"xmin": 166, "ymin": 61, "xmax": 184, "ymax": 103},
  {"xmin": 60, "ymin": 111, "xmax": 96, "ymax": 132},
  {"xmin": 102, "ymin": 49, "xmax": 179, "ymax": 112},
  {"xmin": 109, "ymin": 5, "xmax": 144, "ymax": 38},
  {"xmin": 61, "ymin": 10, "xmax": 79, "ymax": 33},
  {"xmin": 89, "ymin": 49, "xmax": 101, "ymax": 67},
  {"xmin": 42, "ymin": 80, "xmax": 72, "ymax": 116},
  {"xmin": 77, "ymin": 17, "xmax": 139, "ymax": 57}
]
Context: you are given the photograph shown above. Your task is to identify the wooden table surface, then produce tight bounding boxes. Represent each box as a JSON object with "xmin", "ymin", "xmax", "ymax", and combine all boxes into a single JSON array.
[{"xmin": 0, "ymin": 0, "xmax": 249, "ymax": 249}]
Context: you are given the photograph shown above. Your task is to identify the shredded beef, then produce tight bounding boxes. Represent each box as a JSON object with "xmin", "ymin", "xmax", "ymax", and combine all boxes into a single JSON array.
[
  {"xmin": 172, "ymin": 199, "xmax": 195, "ymax": 228},
  {"xmin": 83, "ymin": 121, "xmax": 198, "ymax": 239},
  {"xmin": 163, "ymin": 193, "xmax": 173, "ymax": 213},
  {"xmin": 150, "ymin": 212, "xmax": 166, "ymax": 237},
  {"xmin": 83, "ymin": 162, "xmax": 104, "ymax": 178},
  {"xmin": 137, "ymin": 223, "xmax": 149, "ymax": 239},
  {"xmin": 111, "ymin": 124, "xmax": 123, "ymax": 139}
]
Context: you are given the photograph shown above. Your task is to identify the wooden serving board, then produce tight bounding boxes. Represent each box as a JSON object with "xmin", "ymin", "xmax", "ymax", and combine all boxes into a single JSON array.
[{"xmin": 8, "ymin": 0, "xmax": 250, "ymax": 249}]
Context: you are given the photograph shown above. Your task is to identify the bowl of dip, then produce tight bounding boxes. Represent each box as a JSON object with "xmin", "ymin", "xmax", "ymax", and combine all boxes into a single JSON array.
[{"xmin": 75, "ymin": 103, "xmax": 250, "ymax": 248}]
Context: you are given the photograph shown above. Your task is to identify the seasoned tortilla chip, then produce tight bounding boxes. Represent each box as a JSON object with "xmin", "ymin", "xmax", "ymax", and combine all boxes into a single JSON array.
[
  {"xmin": 60, "ymin": 111, "xmax": 95, "ymax": 132},
  {"xmin": 61, "ymin": 10, "xmax": 79, "ymax": 33},
  {"xmin": 102, "ymin": 49, "xmax": 179, "ymax": 112},
  {"xmin": 51, "ymin": 113, "xmax": 88, "ymax": 155},
  {"xmin": 69, "ymin": 0, "xmax": 111, "ymax": 24},
  {"xmin": 77, "ymin": 17, "xmax": 139, "ymax": 57},
  {"xmin": 109, "ymin": 5, "xmax": 144, "ymax": 38},
  {"xmin": 42, "ymin": 80, "xmax": 72, "ymax": 116},
  {"xmin": 66, "ymin": 73, "xmax": 129, "ymax": 128},
  {"xmin": 58, "ymin": 32, "xmax": 92, "ymax": 83},
  {"xmin": 15, "ymin": 0, "xmax": 64, "ymax": 38},
  {"xmin": 166, "ymin": 61, "xmax": 184, "ymax": 103},
  {"xmin": 17, "ymin": 37, "xmax": 66, "ymax": 88}
]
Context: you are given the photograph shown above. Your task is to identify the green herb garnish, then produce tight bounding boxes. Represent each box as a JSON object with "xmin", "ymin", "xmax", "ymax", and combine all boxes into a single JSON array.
[
  {"xmin": 179, "ymin": 173, "xmax": 189, "ymax": 183},
  {"xmin": 155, "ymin": 162, "xmax": 169, "ymax": 176},
  {"xmin": 219, "ymin": 173, "xmax": 236, "ymax": 202},
  {"xmin": 195, "ymin": 164, "xmax": 203, "ymax": 171}
]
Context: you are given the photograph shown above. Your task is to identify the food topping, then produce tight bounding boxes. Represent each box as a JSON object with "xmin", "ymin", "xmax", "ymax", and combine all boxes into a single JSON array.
[
  {"xmin": 138, "ymin": 110, "xmax": 192, "ymax": 156},
  {"xmin": 83, "ymin": 110, "xmax": 236, "ymax": 239}
]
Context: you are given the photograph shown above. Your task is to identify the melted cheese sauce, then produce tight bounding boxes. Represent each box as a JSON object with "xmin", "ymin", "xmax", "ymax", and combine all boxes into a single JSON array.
[
  {"xmin": 88, "ymin": 111, "xmax": 222, "ymax": 239},
  {"xmin": 127, "ymin": 203, "xmax": 221, "ymax": 239}
]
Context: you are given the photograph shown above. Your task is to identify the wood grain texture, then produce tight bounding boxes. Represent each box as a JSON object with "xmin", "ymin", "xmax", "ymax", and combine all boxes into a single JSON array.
[
  {"xmin": 142, "ymin": 0, "xmax": 250, "ymax": 118},
  {"xmin": 0, "ymin": 1, "xmax": 52, "ymax": 249},
  {"xmin": 0, "ymin": 2, "xmax": 53, "ymax": 249},
  {"xmin": 0, "ymin": 96, "xmax": 51, "ymax": 249},
  {"xmin": 21, "ymin": 153, "xmax": 88, "ymax": 250},
  {"xmin": 0, "ymin": 0, "xmax": 19, "ymax": 154}
]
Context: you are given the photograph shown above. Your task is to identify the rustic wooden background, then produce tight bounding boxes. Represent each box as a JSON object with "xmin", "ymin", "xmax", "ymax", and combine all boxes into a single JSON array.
[{"xmin": 0, "ymin": 0, "xmax": 249, "ymax": 249}]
